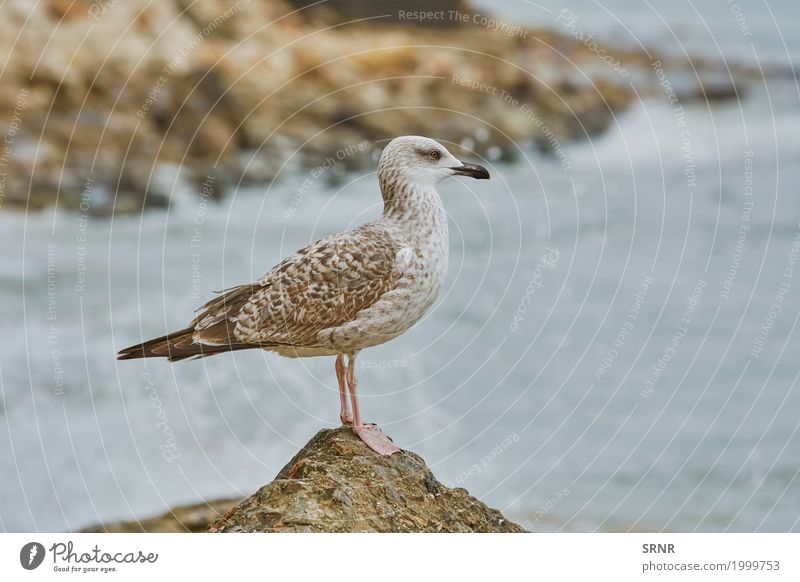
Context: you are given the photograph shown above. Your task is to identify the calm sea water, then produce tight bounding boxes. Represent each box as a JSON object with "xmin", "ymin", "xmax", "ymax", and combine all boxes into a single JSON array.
[{"xmin": 2, "ymin": 2, "xmax": 800, "ymax": 532}]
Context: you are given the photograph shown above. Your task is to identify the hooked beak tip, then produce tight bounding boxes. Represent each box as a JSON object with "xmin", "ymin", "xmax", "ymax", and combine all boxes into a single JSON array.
[{"xmin": 451, "ymin": 162, "xmax": 490, "ymax": 180}]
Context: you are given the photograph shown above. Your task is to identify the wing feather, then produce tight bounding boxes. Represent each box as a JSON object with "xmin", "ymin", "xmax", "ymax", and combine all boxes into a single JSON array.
[{"xmin": 191, "ymin": 224, "xmax": 404, "ymax": 348}]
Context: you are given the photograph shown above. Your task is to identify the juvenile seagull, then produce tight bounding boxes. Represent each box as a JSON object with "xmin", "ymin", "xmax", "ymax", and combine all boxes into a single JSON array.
[{"xmin": 118, "ymin": 136, "xmax": 490, "ymax": 455}]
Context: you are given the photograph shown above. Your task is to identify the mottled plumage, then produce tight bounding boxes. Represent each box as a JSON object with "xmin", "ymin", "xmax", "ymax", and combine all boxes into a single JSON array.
[
  {"xmin": 194, "ymin": 224, "xmax": 406, "ymax": 356},
  {"xmin": 118, "ymin": 136, "xmax": 489, "ymax": 455}
]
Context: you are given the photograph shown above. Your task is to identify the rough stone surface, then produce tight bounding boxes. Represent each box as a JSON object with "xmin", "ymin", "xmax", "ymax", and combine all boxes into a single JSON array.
[
  {"xmin": 209, "ymin": 427, "xmax": 527, "ymax": 533},
  {"xmin": 81, "ymin": 497, "xmax": 242, "ymax": 533}
]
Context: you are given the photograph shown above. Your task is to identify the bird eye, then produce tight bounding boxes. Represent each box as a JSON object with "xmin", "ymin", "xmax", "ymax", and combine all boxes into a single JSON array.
[{"xmin": 429, "ymin": 150, "xmax": 441, "ymax": 161}]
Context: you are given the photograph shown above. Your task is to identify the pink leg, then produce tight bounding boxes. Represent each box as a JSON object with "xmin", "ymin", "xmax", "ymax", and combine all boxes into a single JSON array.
[
  {"xmin": 336, "ymin": 355, "xmax": 352, "ymax": 425},
  {"xmin": 345, "ymin": 353, "xmax": 400, "ymax": 456}
]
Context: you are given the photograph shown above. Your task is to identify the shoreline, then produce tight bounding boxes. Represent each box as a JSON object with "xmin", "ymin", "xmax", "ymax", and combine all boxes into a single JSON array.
[{"xmin": 0, "ymin": 0, "xmax": 752, "ymax": 215}]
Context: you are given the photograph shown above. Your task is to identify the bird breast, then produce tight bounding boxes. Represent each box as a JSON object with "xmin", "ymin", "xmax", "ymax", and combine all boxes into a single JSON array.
[{"xmin": 322, "ymin": 197, "xmax": 449, "ymax": 352}]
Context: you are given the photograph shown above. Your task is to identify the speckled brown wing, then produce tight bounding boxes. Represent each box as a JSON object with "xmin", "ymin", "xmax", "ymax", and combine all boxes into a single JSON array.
[
  {"xmin": 188, "ymin": 283, "xmax": 260, "ymax": 347},
  {"xmin": 191, "ymin": 224, "xmax": 404, "ymax": 349}
]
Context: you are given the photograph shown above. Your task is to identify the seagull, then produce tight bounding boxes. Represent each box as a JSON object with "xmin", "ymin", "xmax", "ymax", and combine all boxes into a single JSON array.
[{"xmin": 118, "ymin": 136, "xmax": 490, "ymax": 455}]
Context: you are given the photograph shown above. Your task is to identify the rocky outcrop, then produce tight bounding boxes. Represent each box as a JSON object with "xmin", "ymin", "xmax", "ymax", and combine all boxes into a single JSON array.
[
  {"xmin": 81, "ymin": 497, "xmax": 242, "ymax": 533},
  {"xmin": 0, "ymin": 0, "xmax": 645, "ymax": 212},
  {"xmin": 0, "ymin": 0, "xmax": 753, "ymax": 212},
  {"xmin": 208, "ymin": 427, "xmax": 526, "ymax": 532},
  {"xmin": 81, "ymin": 427, "xmax": 526, "ymax": 533}
]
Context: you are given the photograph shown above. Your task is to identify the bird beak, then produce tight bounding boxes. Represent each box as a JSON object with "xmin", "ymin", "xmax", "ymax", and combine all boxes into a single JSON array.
[{"xmin": 451, "ymin": 162, "xmax": 490, "ymax": 180}]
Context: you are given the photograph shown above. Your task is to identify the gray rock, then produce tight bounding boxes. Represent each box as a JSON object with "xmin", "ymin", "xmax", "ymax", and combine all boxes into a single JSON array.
[{"xmin": 209, "ymin": 427, "xmax": 527, "ymax": 533}]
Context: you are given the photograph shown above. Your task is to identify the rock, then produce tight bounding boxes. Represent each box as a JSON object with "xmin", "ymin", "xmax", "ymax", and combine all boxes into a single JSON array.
[
  {"xmin": 284, "ymin": 0, "xmax": 474, "ymax": 26},
  {"xmin": 689, "ymin": 78, "xmax": 742, "ymax": 102},
  {"xmin": 208, "ymin": 427, "xmax": 527, "ymax": 533},
  {"xmin": 9, "ymin": 0, "xmax": 745, "ymax": 214},
  {"xmin": 81, "ymin": 497, "xmax": 242, "ymax": 533}
]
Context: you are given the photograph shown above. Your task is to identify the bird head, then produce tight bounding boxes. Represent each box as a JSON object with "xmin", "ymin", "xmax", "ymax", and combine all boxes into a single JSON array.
[{"xmin": 378, "ymin": 136, "xmax": 490, "ymax": 190}]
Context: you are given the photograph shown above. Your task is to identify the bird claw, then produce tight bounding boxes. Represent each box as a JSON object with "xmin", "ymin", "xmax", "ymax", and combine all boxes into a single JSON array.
[{"xmin": 353, "ymin": 423, "xmax": 401, "ymax": 456}]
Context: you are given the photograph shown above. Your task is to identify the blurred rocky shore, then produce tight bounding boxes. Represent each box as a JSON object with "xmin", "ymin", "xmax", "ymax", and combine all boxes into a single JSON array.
[{"xmin": 0, "ymin": 0, "xmax": 753, "ymax": 213}]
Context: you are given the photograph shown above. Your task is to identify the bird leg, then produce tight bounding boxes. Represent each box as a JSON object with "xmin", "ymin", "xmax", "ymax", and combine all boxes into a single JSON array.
[
  {"xmin": 335, "ymin": 354, "xmax": 353, "ymax": 425},
  {"xmin": 345, "ymin": 353, "xmax": 401, "ymax": 456}
]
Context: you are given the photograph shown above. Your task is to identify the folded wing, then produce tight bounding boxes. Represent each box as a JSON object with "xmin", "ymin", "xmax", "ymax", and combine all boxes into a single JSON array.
[{"xmin": 189, "ymin": 224, "xmax": 405, "ymax": 351}]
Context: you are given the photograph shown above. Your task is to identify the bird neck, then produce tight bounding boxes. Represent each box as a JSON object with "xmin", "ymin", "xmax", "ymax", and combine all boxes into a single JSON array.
[
  {"xmin": 378, "ymin": 179, "xmax": 448, "ymax": 251},
  {"xmin": 380, "ymin": 177, "xmax": 444, "ymax": 220}
]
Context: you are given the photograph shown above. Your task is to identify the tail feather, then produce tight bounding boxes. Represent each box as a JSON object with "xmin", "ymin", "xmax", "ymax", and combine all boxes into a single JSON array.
[{"xmin": 117, "ymin": 328, "xmax": 255, "ymax": 362}]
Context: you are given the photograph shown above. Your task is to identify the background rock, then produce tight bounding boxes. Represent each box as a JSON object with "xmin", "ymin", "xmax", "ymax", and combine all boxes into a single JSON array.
[
  {"xmin": 285, "ymin": 0, "xmax": 475, "ymax": 26},
  {"xmin": 81, "ymin": 497, "xmax": 242, "ymax": 533},
  {"xmin": 0, "ymin": 0, "xmax": 748, "ymax": 213},
  {"xmin": 0, "ymin": 0, "xmax": 643, "ymax": 213}
]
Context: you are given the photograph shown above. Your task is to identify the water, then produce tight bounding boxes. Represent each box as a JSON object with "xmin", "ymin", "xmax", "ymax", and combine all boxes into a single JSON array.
[
  {"xmin": 2, "ymin": 2, "xmax": 800, "ymax": 532},
  {"xmin": 473, "ymin": 0, "xmax": 800, "ymax": 66}
]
